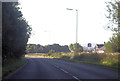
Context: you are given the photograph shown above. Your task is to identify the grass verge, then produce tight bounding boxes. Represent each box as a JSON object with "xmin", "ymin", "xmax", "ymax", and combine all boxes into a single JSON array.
[{"xmin": 2, "ymin": 57, "xmax": 27, "ymax": 78}]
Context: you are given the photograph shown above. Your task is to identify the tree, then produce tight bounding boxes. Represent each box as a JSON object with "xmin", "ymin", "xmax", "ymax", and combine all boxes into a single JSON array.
[
  {"xmin": 105, "ymin": 34, "xmax": 120, "ymax": 52},
  {"xmin": 69, "ymin": 43, "xmax": 83, "ymax": 52},
  {"xmin": 2, "ymin": 2, "xmax": 32, "ymax": 63},
  {"xmin": 105, "ymin": 0, "xmax": 120, "ymax": 53},
  {"xmin": 69, "ymin": 44, "xmax": 74, "ymax": 52},
  {"xmin": 105, "ymin": 0, "xmax": 120, "ymax": 34}
]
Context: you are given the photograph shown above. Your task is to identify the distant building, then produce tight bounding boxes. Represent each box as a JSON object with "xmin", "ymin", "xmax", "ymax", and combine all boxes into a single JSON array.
[{"xmin": 94, "ymin": 44, "xmax": 105, "ymax": 53}]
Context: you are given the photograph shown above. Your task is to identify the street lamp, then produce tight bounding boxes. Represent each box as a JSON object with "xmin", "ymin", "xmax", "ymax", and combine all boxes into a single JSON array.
[
  {"xmin": 66, "ymin": 8, "xmax": 78, "ymax": 53},
  {"xmin": 66, "ymin": 8, "xmax": 73, "ymax": 10}
]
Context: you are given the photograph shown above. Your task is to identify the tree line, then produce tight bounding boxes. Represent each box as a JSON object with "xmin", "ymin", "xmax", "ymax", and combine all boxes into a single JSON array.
[
  {"xmin": 2, "ymin": 2, "xmax": 32, "ymax": 64},
  {"xmin": 26, "ymin": 43, "xmax": 83, "ymax": 53},
  {"xmin": 26, "ymin": 44, "xmax": 70, "ymax": 53}
]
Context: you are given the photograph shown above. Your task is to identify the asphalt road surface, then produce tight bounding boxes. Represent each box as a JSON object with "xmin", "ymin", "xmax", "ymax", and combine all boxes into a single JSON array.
[{"xmin": 3, "ymin": 56, "xmax": 119, "ymax": 81}]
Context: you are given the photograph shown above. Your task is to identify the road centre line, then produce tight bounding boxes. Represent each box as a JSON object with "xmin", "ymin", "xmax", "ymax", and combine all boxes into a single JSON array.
[
  {"xmin": 72, "ymin": 76, "xmax": 81, "ymax": 81},
  {"xmin": 60, "ymin": 68, "xmax": 69, "ymax": 73},
  {"xmin": 50, "ymin": 62, "xmax": 81, "ymax": 81},
  {"xmin": 43, "ymin": 59, "xmax": 81, "ymax": 81}
]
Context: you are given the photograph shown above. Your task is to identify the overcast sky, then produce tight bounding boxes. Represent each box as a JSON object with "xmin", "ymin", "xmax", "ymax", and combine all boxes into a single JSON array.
[{"xmin": 19, "ymin": 0, "xmax": 113, "ymax": 47}]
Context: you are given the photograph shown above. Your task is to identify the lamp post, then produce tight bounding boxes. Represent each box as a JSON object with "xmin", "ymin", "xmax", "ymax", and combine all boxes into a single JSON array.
[{"xmin": 67, "ymin": 8, "xmax": 78, "ymax": 53}]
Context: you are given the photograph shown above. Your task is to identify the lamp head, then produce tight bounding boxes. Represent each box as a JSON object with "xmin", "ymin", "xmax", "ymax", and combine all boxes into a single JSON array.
[{"xmin": 66, "ymin": 8, "xmax": 73, "ymax": 10}]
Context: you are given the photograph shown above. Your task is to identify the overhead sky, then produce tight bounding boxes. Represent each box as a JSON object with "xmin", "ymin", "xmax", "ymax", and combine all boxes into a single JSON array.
[{"xmin": 19, "ymin": 0, "xmax": 113, "ymax": 47}]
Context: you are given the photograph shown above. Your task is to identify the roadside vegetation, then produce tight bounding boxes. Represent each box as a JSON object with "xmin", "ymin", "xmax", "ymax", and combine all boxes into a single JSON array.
[
  {"xmin": 2, "ymin": 2, "xmax": 31, "ymax": 78},
  {"xmin": 2, "ymin": 57, "xmax": 27, "ymax": 78},
  {"xmin": 3, "ymin": 2, "xmax": 32, "ymax": 63},
  {"xmin": 26, "ymin": 52, "xmax": 120, "ymax": 69}
]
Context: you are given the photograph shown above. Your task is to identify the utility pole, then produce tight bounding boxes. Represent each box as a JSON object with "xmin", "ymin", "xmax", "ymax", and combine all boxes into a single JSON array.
[
  {"xmin": 67, "ymin": 8, "xmax": 78, "ymax": 53},
  {"xmin": 76, "ymin": 9, "xmax": 78, "ymax": 53}
]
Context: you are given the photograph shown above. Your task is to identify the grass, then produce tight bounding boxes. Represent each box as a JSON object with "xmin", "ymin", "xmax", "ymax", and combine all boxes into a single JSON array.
[
  {"xmin": 25, "ymin": 53, "xmax": 54, "ymax": 58},
  {"xmin": 2, "ymin": 57, "xmax": 27, "ymax": 78},
  {"xmin": 26, "ymin": 52, "xmax": 120, "ymax": 69}
]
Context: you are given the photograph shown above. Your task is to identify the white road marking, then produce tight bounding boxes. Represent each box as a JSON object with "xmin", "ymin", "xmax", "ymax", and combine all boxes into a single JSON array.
[
  {"xmin": 60, "ymin": 68, "xmax": 69, "ymax": 73},
  {"xmin": 53, "ymin": 64, "xmax": 81, "ymax": 81},
  {"xmin": 46, "ymin": 61, "xmax": 82, "ymax": 81},
  {"xmin": 72, "ymin": 76, "xmax": 81, "ymax": 81}
]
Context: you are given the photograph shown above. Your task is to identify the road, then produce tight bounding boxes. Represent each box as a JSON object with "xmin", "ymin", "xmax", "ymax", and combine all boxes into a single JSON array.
[{"xmin": 3, "ymin": 56, "xmax": 119, "ymax": 81}]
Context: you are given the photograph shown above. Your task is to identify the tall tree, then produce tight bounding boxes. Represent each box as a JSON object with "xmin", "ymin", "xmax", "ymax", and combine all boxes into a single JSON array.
[
  {"xmin": 105, "ymin": 0, "xmax": 120, "ymax": 53},
  {"xmin": 2, "ymin": 2, "xmax": 32, "ymax": 63},
  {"xmin": 105, "ymin": 0, "xmax": 120, "ymax": 34}
]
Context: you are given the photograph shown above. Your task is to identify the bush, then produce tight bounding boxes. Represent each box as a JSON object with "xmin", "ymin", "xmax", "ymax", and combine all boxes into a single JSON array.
[
  {"xmin": 101, "ymin": 54, "xmax": 119, "ymax": 68},
  {"xmin": 72, "ymin": 53, "xmax": 101, "ymax": 63}
]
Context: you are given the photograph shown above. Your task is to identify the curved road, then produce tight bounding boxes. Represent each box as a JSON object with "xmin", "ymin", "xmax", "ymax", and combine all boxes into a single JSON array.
[{"xmin": 3, "ymin": 56, "xmax": 119, "ymax": 81}]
